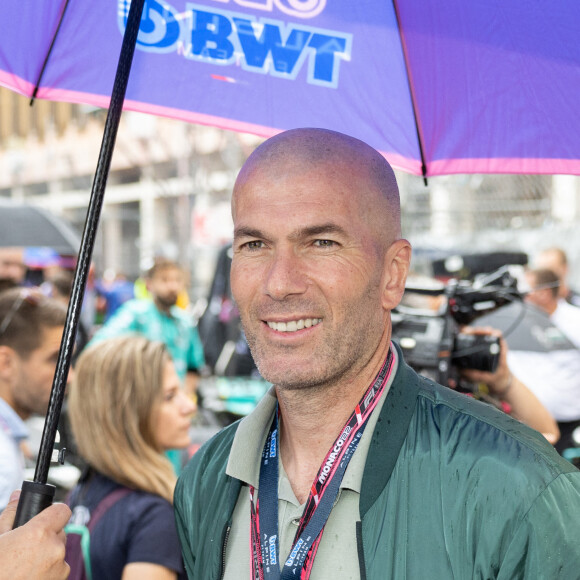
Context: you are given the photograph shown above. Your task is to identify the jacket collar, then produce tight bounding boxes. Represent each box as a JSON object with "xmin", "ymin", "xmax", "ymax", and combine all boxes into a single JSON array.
[{"xmin": 359, "ymin": 342, "xmax": 421, "ymax": 519}]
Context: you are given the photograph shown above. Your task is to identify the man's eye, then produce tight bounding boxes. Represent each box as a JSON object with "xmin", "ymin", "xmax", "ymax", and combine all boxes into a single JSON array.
[
  {"xmin": 313, "ymin": 239, "xmax": 336, "ymax": 248},
  {"xmin": 244, "ymin": 240, "xmax": 264, "ymax": 250}
]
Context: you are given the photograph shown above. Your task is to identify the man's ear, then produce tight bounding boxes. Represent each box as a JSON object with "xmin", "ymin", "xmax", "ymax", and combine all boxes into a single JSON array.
[
  {"xmin": 0, "ymin": 345, "xmax": 17, "ymax": 379},
  {"xmin": 381, "ymin": 239, "xmax": 412, "ymax": 311}
]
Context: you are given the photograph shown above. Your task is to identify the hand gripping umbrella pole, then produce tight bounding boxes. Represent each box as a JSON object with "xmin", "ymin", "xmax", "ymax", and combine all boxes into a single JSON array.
[{"xmin": 13, "ymin": 0, "xmax": 146, "ymax": 528}]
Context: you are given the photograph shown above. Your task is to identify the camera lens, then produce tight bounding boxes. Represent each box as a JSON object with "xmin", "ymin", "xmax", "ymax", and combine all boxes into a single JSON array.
[{"xmin": 452, "ymin": 334, "xmax": 500, "ymax": 373}]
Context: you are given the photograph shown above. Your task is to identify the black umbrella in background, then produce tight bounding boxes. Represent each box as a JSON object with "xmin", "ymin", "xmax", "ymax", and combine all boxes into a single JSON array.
[
  {"xmin": 0, "ymin": 200, "xmax": 81, "ymax": 255},
  {"xmin": 13, "ymin": 0, "xmax": 146, "ymax": 528}
]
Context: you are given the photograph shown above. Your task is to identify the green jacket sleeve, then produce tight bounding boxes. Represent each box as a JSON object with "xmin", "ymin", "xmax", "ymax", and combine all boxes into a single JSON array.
[{"xmin": 497, "ymin": 472, "xmax": 580, "ymax": 579}]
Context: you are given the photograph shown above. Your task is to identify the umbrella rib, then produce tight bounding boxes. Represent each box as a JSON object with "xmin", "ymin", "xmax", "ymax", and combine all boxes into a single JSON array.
[
  {"xmin": 29, "ymin": 0, "xmax": 72, "ymax": 106},
  {"xmin": 391, "ymin": 0, "xmax": 428, "ymax": 184}
]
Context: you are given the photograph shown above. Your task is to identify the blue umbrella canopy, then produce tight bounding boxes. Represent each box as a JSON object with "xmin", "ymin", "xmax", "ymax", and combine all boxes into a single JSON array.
[{"xmin": 0, "ymin": 0, "xmax": 579, "ymax": 177}]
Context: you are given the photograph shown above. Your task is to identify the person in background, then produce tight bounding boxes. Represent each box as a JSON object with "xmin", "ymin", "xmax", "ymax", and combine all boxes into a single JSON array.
[
  {"xmin": 66, "ymin": 336, "xmax": 195, "ymax": 579},
  {"xmin": 459, "ymin": 326, "xmax": 560, "ymax": 445},
  {"xmin": 0, "ymin": 490, "xmax": 70, "ymax": 580},
  {"xmin": 524, "ymin": 268, "xmax": 580, "ymax": 349},
  {"xmin": 398, "ymin": 281, "xmax": 560, "ymax": 444},
  {"xmin": 89, "ymin": 258, "xmax": 204, "ymax": 398},
  {"xmin": 535, "ymin": 246, "xmax": 580, "ymax": 307},
  {"xmin": 134, "ymin": 266, "xmax": 191, "ymax": 310},
  {"xmin": 175, "ymin": 128, "xmax": 580, "ymax": 579},
  {"xmin": 0, "ymin": 247, "xmax": 26, "ymax": 293},
  {"xmin": 509, "ymin": 267, "xmax": 580, "ymax": 453},
  {"xmin": 89, "ymin": 259, "xmax": 204, "ymax": 474},
  {"xmin": 0, "ymin": 287, "xmax": 67, "ymax": 510}
]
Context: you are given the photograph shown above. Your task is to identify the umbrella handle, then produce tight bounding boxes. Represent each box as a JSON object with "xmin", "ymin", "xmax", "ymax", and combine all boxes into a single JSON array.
[
  {"xmin": 11, "ymin": 0, "xmax": 146, "ymax": 526},
  {"xmin": 12, "ymin": 481, "xmax": 56, "ymax": 529}
]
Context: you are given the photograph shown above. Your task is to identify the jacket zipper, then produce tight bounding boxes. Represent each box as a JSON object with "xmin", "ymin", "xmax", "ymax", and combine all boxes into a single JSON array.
[{"xmin": 219, "ymin": 524, "xmax": 232, "ymax": 580}]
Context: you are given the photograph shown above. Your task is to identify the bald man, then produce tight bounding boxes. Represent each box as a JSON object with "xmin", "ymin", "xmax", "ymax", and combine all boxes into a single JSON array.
[{"xmin": 175, "ymin": 129, "xmax": 580, "ymax": 579}]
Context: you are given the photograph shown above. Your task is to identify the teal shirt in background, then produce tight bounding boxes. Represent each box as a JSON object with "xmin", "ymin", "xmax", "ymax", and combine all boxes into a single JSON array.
[{"xmin": 89, "ymin": 298, "xmax": 205, "ymax": 382}]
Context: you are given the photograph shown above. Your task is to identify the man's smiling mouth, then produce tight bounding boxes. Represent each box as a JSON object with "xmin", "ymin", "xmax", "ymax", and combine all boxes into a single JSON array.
[{"xmin": 266, "ymin": 318, "xmax": 322, "ymax": 332}]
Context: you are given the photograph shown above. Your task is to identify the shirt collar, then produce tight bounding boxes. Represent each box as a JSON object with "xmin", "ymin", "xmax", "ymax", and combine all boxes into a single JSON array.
[
  {"xmin": 226, "ymin": 347, "xmax": 399, "ymax": 496},
  {"xmin": 227, "ymin": 386, "xmax": 277, "ymax": 488},
  {"xmin": 0, "ymin": 397, "xmax": 29, "ymax": 441}
]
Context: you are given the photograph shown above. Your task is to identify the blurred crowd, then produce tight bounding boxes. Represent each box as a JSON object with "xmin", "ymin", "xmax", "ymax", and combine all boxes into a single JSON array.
[{"xmin": 0, "ymin": 249, "xmax": 204, "ymax": 578}]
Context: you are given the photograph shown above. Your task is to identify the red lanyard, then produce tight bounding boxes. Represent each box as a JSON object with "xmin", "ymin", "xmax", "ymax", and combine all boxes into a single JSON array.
[{"xmin": 249, "ymin": 347, "xmax": 395, "ymax": 580}]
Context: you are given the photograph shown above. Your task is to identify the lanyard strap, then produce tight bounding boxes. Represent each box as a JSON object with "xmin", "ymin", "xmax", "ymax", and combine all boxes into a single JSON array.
[{"xmin": 250, "ymin": 347, "xmax": 394, "ymax": 580}]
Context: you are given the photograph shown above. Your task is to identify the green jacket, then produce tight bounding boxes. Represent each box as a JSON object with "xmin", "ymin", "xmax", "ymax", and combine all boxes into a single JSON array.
[{"xmin": 175, "ymin": 355, "xmax": 580, "ymax": 579}]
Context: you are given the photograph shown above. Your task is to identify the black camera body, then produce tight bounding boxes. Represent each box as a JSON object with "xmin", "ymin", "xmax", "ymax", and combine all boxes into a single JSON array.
[{"xmin": 392, "ymin": 267, "xmax": 521, "ymax": 388}]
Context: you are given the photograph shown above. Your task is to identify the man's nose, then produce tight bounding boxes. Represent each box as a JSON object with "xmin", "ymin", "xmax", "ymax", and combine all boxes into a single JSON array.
[{"xmin": 264, "ymin": 249, "xmax": 308, "ymax": 301}]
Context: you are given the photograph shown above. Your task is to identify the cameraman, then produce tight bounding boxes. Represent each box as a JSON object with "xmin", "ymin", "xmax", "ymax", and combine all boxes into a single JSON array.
[{"xmin": 460, "ymin": 327, "xmax": 560, "ymax": 445}]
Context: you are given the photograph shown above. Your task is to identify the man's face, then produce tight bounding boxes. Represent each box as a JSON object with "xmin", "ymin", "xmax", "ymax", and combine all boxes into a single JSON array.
[
  {"xmin": 0, "ymin": 248, "xmax": 26, "ymax": 284},
  {"xmin": 536, "ymin": 251, "xmax": 566, "ymax": 281},
  {"xmin": 152, "ymin": 360, "xmax": 196, "ymax": 451},
  {"xmin": 524, "ymin": 272, "xmax": 554, "ymax": 312},
  {"xmin": 535, "ymin": 251, "xmax": 568, "ymax": 299},
  {"xmin": 231, "ymin": 161, "xmax": 394, "ymax": 391},
  {"xmin": 148, "ymin": 267, "xmax": 184, "ymax": 309},
  {"xmin": 12, "ymin": 326, "xmax": 65, "ymax": 418}
]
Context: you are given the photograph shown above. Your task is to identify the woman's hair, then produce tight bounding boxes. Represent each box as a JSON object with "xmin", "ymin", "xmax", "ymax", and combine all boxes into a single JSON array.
[{"xmin": 69, "ymin": 335, "xmax": 177, "ymax": 503}]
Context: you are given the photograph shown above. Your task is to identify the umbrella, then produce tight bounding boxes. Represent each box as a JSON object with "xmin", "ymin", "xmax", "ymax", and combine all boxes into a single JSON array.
[
  {"xmin": 1, "ymin": 0, "xmax": 580, "ymax": 178},
  {"xmin": 0, "ymin": 201, "xmax": 81, "ymax": 255},
  {"xmin": 474, "ymin": 302, "xmax": 577, "ymax": 353}
]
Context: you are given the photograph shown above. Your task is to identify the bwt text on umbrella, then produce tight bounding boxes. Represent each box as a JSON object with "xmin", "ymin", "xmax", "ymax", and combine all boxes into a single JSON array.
[{"xmin": 119, "ymin": 3, "xmax": 352, "ymax": 87}]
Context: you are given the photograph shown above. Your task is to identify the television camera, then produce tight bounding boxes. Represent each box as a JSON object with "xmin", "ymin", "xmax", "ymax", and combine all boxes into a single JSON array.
[{"xmin": 392, "ymin": 266, "xmax": 522, "ymax": 393}]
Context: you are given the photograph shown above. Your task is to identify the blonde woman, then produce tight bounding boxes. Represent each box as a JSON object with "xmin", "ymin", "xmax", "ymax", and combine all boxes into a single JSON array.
[{"xmin": 66, "ymin": 336, "xmax": 195, "ymax": 580}]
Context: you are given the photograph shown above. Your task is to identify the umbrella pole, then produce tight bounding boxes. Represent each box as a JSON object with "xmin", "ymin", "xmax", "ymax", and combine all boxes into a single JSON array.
[{"xmin": 13, "ymin": 0, "xmax": 146, "ymax": 528}]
